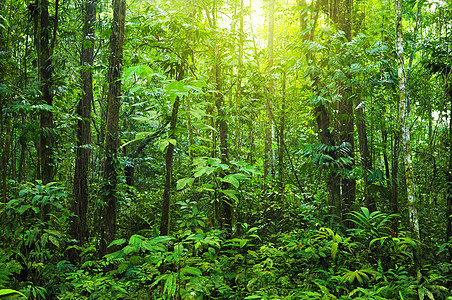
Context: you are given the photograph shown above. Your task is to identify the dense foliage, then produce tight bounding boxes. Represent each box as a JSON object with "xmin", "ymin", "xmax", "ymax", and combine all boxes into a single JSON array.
[{"xmin": 1, "ymin": 0, "xmax": 452, "ymax": 299}]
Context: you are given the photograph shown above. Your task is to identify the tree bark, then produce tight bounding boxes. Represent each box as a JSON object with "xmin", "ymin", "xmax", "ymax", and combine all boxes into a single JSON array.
[
  {"xmin": 0, "ymin": 0, "xmax": 7, "ymax": 204},
  {"xmin": 315, "ymin": 103, "xmax": 341, "ymax": 218},
  {"xmin": 337, "ymin": 0, "xmax": 355, "ymax": 221},
  {"xmin": 159, "ymin": 70, "xmax": 184, "ymax": 236},
  {"xmin": 100, "ymin": 0, "xmax": 126, "ymax": 256},
  {"xmin": 32, "ymin": 0, "xmax": 54, "ymax": 185},
  {"xmin": 356, "ymin": 103, "xmax": 374, "ymax": 210},
  {"xmin": 215, "ymin": 50, "xmax": 232, "ymax": 234},
  {"xmin": 264, "ymin": 0, "xmax": 275, "ymax": 179},
  {"xmin": 278, "ymin": 70, "xmax": 286, "ymax": 192},
  {"xmin": 70, "ymin": 0, "xmax": 96, "ymax": 260},
  {"xmin": 395, "ymin": 0, "xmax": 419, "ymax": 240},
  {"xmin": 446, "ymin": 83, "xmax": 452, "ymax": 261},
  {"xmin": 317, "ymin": 0, "xmax": 356, "ymax": 220}
]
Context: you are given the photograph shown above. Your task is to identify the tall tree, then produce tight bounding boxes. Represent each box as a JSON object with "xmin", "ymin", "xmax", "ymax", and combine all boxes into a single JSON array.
[
  {"xmin": 100, "ymin": 0, "xmax": 126, "ymax": 255},
  {"xmin": 31, "ymin": 0, "xmax": 54, "ymax": 184},
  {"xmin": 395, "ymin": 0, "xmax": 419, "ymax": 240},
  {"xmin": 446, "ymin": 80, "xmax": 452, "ymax": 262},
  {"xmin": 356, "ymin": 101, "xmax": 374, "ymax": 209},
  {"xmin": 213, "ymin": 0, "xmax": 232, "ymax": 233},
  {"xmin": 159, "ymin": 69, "xmax": 184, "ymax": 236},
  {"xmin": 70, "ymin": 0, "xmax": 96, "ymax": 257},
  {"xmin": 264, "ymin": 0, "xmax": 275, "ymax": 179},
  {"xmin": 304, "ymin": 0, "xmax": 341, "ymax": 217},
  {"xmin": 0, "ymin": 0, "xmax": 8, "ymax": 204}
]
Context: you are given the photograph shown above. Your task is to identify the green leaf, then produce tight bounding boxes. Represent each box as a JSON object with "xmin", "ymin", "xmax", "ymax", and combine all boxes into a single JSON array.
[
  {"xmin": 222, "ymin": 190, "xmax": 239, "ymax": 203},
  {"xmin": 49, "ymin": 235, "xmax": 60, "ymax": 248},
  {"xmin": 223, "ymin": 175, "xmax": 239, "ymax": 189},
  {"xmin": 181, "ymin": 266, "xmax": 202, "ymax": 276},
  {"xmin": 159, "ymin": 139, "xmax": 176, "ymax": 152},
  {"xmin": 163, "ymin": 273, "xmax": 176, "ymax": 297},
  {"xmin": 108, "ymin": 238, "xmax": 127, "ymax": 248},
  {"xmin": 129, "ymin": 234, "xmax": 145, "ymax": 248},
  {"xmin": 0, "ymin": 289, "xmax": 27, "ymax": 298},
  {"xmin": 123, "ymin": 65, "xmax": 145, "ymax": 80},
  {"xmin": 19, "ymin": 189, "xmax": 28, "ymax": 197},
  {"xmin": 231, "ymin": 173, "xmax": 248, "ymax": 180},
  {"xmin": 17, "ymin": 205, "xmax": 33, "ymax": 215},
  {"xmin": 331, "ymin": 242, "xmax": 338, "ymax": 260},
  {"xmin": 194, "ymin": 167, "xmax": 207, "ymax": 178},
  {"xmin": 151, "ymin": 236, "xmax": 175, "ymax": 244},
  {"xmin": 176, "ymin": 177, "xmax": 195, "ymax": 190}
]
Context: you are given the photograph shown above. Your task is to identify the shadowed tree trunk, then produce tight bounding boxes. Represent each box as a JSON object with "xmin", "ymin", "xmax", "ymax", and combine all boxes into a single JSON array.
[
  {"xmin": 315, "ymin": 103, "xmax": 341, "ymax": 217},
  {"xmin": 278, "ymin": 70, "xmax": 286, "ymax": 192},
  {"xmin": 336, "ymin": 0, "xmax": 355, "ymax": 221},
  {"xmin": 391, "ymin": 129, "xmax": 400, "ymax": 230},
  {"xmin": 31, "ymin": 0, "xmax": 54, "ymax": 185},
  {"xmin": 100, "ymin": 0, "xmax": 126, "ymax": 256},
  {"xmin": 70, "ymin": 0, "xmax": 96, "ymax": 262},
  {"xmin": 0, "ymin": 0, "xmax": 8, "ymax": 204},
  {"xmin": 160, "ymin": 69, "xmax": 184, "ymax": 236},
  {"xmin": 356, "ymin": 103, "xmax": 374, "ymax": 210},
  {"xmin": 302, "ymin": 0, "xmax": 341, "ymax": 217},
  {"xmin": 215, "ymin": 50, "xmax": 232, "ymax": 234},
  {"xmin": 446, "ymin": 82, "xmax": 452, "ymax": 261}
]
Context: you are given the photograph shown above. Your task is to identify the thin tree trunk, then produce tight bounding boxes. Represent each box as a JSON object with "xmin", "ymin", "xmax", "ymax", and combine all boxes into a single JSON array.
[
  {"xmin": 0, "ymin": 0, "xmax": 7, "ymax": 204},
  {"xmin": 391, "ymin": 129, "xmax": 400, "ymax": 226},
  {"xmin": 264, "ymin": 0, "xmax": 275, "ymax": 179},
  {"xmin": 278, "ymin": 70, "xmax": 286, "ymax": 192},
  {"xmin": 70, "ymin": 0, "xmax": 96, "ymax": 261},
  {"xmin": 396, "ymin": 0, "xmax": 419, "ymax": 240},
  {"xmin": 100, "ymin": 0, "xmax": 126, "ymax": 256},
  {"xmin": 445, "ymin": 83, "xmax": 452, "ymax": 261},
  {"xmin": 159, "ymin": 70, "xmax": 184, "ymax": 236}
]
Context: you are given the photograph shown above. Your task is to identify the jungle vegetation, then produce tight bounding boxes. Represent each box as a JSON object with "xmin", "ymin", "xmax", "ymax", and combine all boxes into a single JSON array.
[{"xmin": 1, "ymin": 0, "xmax": 452, "ymax": 299}]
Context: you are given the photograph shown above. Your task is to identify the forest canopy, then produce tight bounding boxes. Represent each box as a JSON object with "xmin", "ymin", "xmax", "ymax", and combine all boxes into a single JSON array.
[{"xmin": 1, "ymin": 0, "xmax": 452, "ymax": 299}]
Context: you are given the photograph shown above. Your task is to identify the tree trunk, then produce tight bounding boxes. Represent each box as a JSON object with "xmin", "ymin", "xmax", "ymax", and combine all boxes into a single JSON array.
[
  {"xmin": 395, "ymin": 0, "xmax": 419, "ymax": 240},
  {"xmin": 0, "ymin": 0, "xmax": 7, "ymax": 204},
  {"xmin": 337, "ymin": 0, "xmax": 355, "ymax": 222},
  {"xmin": 215, "ymin": 51, "xmax": 232, "ymax": 234},
  {"xmin": 100, "ymin": 0, "xmax": 126, "ymax": 256},
  {"xmin": 356, "ymin": 103, "xmax": 374, "ymax": 210},
  {"xmin": 264, "ymin": 0, "xmax": 275, "ymax": 179},
  {"xmin": 446, "ymin": 83, "xmax": 452, "ymax": 261},
  {"xmin": 70, "ymin": 0, "xmax": 96, "ymax": 260},
  {"xmin": 338, "ymin": 95, "xmax": 355, "ymax": 220},
  {"xmin": 32, "ymin": 0, "xmax": 54, "ymax": 185},
  {"xmin": 315, "ymin": 103, "xmax": 341, "ymax": 218},
  {"xmin": 160, "ymin": 70, "xmax": 184, "ymax": 236},
  {"xmin": 278, "ymin": 70, "xmax": 286, "ymax": 192},
  {"xmin": 391, "ymin": 129, "xmax": 400, "ymax": 229}
]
